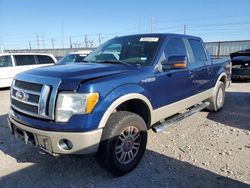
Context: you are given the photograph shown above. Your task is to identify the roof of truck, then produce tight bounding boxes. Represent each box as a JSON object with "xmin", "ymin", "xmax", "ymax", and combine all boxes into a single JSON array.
[{"xmin": 115, "ymin": 33, "xmax": 202, "ymax": 40}]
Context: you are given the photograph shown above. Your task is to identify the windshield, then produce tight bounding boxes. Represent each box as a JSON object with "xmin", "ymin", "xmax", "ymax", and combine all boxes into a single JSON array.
[
  {"xmin": 58, "ymin": 54, "xmax": 87, "ymax": 64},
  {"xmin": 85, "ymin": 35, "xmax": 163, "ymax": 65}
]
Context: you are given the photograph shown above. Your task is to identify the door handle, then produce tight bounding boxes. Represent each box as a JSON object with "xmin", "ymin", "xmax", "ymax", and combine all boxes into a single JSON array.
[
  {"xmin": 189, "ymin": 70, "xmax": 194, "ymax": 75},
  {"xmin": 207, "ymin": 67, "xmax": 212, "ymax": 74},
  {"xmin": 189, "ymin": 70, "xmax": 194, "ymax": 78}
]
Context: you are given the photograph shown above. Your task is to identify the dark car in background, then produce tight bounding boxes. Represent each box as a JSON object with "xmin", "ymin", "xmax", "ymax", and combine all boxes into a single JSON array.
[{"xmin": 230, "ymin": 49, "xmax": 250, "ymax": 80}]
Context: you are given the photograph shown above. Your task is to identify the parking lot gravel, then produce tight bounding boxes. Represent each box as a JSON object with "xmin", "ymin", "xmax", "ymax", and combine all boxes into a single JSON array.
[{"xmin": 0, "ymin": 82, "xmax": 250, "ymax": 188}]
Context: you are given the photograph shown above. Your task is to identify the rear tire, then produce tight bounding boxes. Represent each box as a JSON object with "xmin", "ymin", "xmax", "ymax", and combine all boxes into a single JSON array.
[
  {"xmin": 96, "ymin": 111, "xmax": 147, "ymax": 176},
  {"xmin": 207, "ymin": 81, "xmax": 225, "ymax": 112}
]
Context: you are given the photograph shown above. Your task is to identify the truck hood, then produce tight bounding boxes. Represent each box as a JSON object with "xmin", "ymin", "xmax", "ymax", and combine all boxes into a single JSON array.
[{"xmin": 20, "ymin": 63, "xmax": 136, "ymax": 90}]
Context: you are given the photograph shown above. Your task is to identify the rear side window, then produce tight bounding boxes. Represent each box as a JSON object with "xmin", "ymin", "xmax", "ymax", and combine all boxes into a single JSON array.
[
  {"xmin": 14, "ymin": 55, "xmax": 36, "ymax": 66},
  {"xmin": 0, "ymin": 55, "xmax": 12, "ymax": 67},
  {"xmin": 188, "ymin": 39, "xmax": 207, "ymax": 62},
  {"xmin": 36, "ymin": 55, "xmax": 55, "ymax": 64},
  {"xmin": 164, "ymin": 38, "xmax": 187, "ymax": 60}
]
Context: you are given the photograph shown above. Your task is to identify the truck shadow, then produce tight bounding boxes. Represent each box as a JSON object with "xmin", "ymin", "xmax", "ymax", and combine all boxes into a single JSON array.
[
  {"xmin": 207, "ymin": 91, "xmax": 250, "ymax": 131},
  {"xmin": 0, "ymin": 114, "xmax": 249, "ymax": 188}
]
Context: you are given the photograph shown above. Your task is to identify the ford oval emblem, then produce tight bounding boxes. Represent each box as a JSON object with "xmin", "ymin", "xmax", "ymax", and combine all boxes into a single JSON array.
[{"xmin": 16, "ymin": 90, "xmax": 29, "ymax": 101}]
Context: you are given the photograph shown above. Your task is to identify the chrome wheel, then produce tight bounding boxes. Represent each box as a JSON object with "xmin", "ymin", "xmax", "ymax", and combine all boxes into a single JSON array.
[
  {"xmin": 115, "ymin": 126, "xmax": 141, "ymax": 164},
  {"xmin": 217, "ymin": 88, "xmax": 224, "ymax": 108}
]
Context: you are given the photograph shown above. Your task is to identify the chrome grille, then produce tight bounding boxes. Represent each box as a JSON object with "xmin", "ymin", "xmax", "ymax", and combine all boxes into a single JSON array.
[{"xmin": 11, "ymin": 80, "xmax": 52, "ymax": 119}]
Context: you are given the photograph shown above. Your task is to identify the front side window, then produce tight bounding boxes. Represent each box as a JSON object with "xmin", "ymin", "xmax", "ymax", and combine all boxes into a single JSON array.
[
  {"xmin": 14, "ymin": 55, "xmax": 36, "ymax": 66},
  {"xmin": 188, "ymin": 39, "xmax": 207, "ymax": 62},
  {"xmin": 85, "ymin": 35, "xmax": 163, "ymax": 65},
  {"xmin": 164, "ymin": 38, "xmax": 187, "ymax": 60},
  {"xmin": 0, "ymin": 55, "xmax": 12, "ymax": 68}
]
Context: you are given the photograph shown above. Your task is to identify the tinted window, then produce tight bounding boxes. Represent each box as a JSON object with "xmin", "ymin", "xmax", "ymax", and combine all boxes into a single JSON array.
[
  {"xmin": 0, "ymin": 55, "xmax": 12, "ymax": 68},
  {"xmin": 15, "ymin": 55, "xmax": 36, "ymax": 66},
  {"xmin": 188, "ymin": 39, "xmax": 207, "ymax": 62},
  {"xmin": 164, "ymin": 38, "xmax": 187, "ymax": 60},
  {"xmin": 36, "ymin": 55, "xmax": 55, "ymax": 64}
]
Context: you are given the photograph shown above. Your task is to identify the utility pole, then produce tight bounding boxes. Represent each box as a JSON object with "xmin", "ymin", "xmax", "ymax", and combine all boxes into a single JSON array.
[
  {"xmin": 70, "ymin": 37, "xmax": 72, "ymax": 48},
  {"xmin": 150, "ymin": 16, "xmax": 154, "ymax": 33},
  {"xmin": 61, "ymin": 22, "xmax": 64, "ymax": 48},
  {"xmin": 42, "ymin": 34, "xmax": 45, "ymax": 49},
  {"xmin": 51, "ymin": 38, "xmax": 55, "ymax": 49},
  {"xmin": 184, "ymin": 24, "xmax": 186, "ymax": 35},
  {"xmin": 98, "ymin": 33, "xmax": 101, "ymax": 45},
  {"xmin": 85, "ymin": 35, "xmax": 88, "ymax": 48},
  {"xmin": 36, "ymin": 34, "xmax": 39, "ymax": 49},
  {"xmin": 29, "ymin": 41, "xmax": 31, "ymax": 50}
]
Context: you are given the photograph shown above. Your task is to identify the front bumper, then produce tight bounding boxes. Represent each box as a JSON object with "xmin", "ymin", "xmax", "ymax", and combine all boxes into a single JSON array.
[{"xmin": 8, "ymin": 116, "xmax": 103, "ymax": 155}]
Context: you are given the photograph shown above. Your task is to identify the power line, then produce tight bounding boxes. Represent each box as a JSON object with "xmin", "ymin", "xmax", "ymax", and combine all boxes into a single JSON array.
[{"xmin": 51, "ymin": 38, "xmax": 55, "ymax": 49}]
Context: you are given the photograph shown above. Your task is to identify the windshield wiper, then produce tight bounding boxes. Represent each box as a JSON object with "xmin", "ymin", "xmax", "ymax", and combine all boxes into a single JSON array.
[{"xmin": 95, "ymin": 60, "xmax": 131, "ymax": 66}]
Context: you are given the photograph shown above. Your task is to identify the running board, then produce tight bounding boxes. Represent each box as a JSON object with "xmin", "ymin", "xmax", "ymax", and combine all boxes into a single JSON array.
[{"xmin": 152, "ymin": 102, "xmax": 210, "ymax": 133}]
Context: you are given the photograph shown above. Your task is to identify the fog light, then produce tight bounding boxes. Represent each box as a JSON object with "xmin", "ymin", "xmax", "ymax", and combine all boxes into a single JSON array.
[{"xmin": 59, "ymin": 139, "xmax": 73, "ymax": 150}]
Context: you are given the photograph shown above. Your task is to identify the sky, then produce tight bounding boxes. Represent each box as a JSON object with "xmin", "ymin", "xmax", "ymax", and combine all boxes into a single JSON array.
[{"xmin": 0, "ymin": 0, "xmax": 250, "ymax": 49}]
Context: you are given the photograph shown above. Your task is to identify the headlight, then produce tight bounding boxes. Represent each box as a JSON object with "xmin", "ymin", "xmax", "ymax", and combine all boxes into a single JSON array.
[{"xmin": 56, "ymin": 92, "xmax": 99, "ymax": 122}]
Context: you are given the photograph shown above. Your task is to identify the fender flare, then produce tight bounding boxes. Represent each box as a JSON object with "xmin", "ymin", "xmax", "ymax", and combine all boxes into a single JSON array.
[
  {"xmin": 213, "ymin": 72, "xmax": 227, "ymax": 95},
  {"xmin": 98, "ymin": 93, "xmax": 153, "ymax": 129}
]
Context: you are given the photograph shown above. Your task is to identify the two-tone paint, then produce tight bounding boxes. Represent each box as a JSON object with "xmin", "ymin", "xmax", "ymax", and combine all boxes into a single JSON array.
[{"xmin": 8, "ymin": 33, "xmax": 231, "ymax": 154}]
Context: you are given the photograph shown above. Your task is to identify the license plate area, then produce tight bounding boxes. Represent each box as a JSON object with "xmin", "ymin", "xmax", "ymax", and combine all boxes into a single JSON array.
[
  {"xmin": 11, "ymin": 124, "xmax": 52, "ymax": 152},
  {"xmin": 12, "ymin": 125, "xmax": 37, "ymax": 145}
]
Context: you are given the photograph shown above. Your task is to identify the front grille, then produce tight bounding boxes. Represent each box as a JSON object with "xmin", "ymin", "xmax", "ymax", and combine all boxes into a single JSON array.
[
  {"xmin": 232, "ymin": 68, "xmax": 250, "ymax": 75},
  {"xmin": 15, "ymin": 80, "xmax": 43, "ymax": 92},
  {"xmin": 12, "ymin": 88, "xmax": 40, "ymax": 103},
  {"xmin": 12, "ymin": 98, "xmax": 38, "ymax": 114},
  {"xmin": 11, "ymin": 80, "xmax": 52, "ymax": 119}
]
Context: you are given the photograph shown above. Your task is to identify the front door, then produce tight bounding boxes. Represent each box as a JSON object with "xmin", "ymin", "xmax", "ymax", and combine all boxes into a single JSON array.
[{"xmin": 154, "ymin": 38, "xmax": 192, "ymax": 109}]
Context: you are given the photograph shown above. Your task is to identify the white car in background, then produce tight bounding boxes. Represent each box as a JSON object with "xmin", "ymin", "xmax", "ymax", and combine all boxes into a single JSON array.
[
  {"xmin": 57, "ymin": 50, "xmax": 92, "ymax": 64},
  {"xmin": 0, "ymin": 53, "xmax": 57, "ymax": 88}
]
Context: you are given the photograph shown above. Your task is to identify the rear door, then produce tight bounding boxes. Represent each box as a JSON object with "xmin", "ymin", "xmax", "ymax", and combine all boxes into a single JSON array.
[
  {"xmin": 0, "ymin": 55, "xmax": 15, "ymax": 87},
  {"xmin": 13, "ymin": 55, "xmax": 37, "ymax": 74},
  {"xmin": 14, "ymin": 55, "xmax": 36, "ymax": 73},
  {"xmin": 187, "ymin": 39, "xmax": 212, "ymax": 94}
]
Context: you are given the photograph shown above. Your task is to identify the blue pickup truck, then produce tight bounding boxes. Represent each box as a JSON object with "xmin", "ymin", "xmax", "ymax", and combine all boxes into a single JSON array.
[{"xmin": 8, "ymin": 33, "xmax": 231, "ymax": 176}]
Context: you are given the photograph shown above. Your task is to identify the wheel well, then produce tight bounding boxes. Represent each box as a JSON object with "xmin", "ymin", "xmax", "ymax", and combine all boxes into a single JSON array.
[
  {"xmin": 220, "ymin": 75, "xmax": 227, "ymax": 85},
  {"xmin": 115, "ymin": 99, "xmax": 151, "ymax": 127}
]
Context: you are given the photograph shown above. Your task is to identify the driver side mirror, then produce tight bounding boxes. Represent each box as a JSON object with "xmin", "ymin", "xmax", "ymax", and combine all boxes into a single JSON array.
[{"xmin": 161, "ymin": 55, "xmax": 188, "ymax": 71}]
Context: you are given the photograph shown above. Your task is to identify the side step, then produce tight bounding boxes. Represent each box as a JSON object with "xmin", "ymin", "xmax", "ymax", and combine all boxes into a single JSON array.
[{"xmin": 152, "ymin": 102, "xmax": 210, "ymax": 133}]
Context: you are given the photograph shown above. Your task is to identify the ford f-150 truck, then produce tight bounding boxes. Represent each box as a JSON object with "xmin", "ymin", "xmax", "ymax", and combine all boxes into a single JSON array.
[{"xmin": 8, "ymin": 33, "xmax": 231, "ymax": 176}]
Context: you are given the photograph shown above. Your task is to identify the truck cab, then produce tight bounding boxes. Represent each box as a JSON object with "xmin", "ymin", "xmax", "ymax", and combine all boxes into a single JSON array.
[{"xmin": 8, "ymin": 33, "xmax": 231, "ymax": 176}]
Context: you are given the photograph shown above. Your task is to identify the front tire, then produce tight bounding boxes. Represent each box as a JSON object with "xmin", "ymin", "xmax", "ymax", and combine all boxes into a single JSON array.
[
  {"xmin": 207, "ymin": 81, "xmax": 225, "ymax": 112},
  {"xmin": 96, "ymin": 111, "xmax": 147, "ymax": 176}
]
